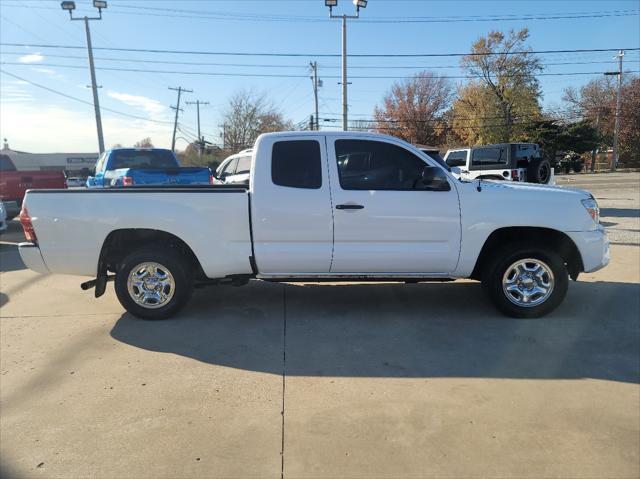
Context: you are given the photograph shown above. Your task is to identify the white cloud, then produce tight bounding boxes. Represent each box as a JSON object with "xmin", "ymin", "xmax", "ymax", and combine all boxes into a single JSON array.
[
  {"xmin": 31, "ymin": 67, "xmax": 64, "ymax": 80},
  {"xmin": 0, "ymin": 103, "xmax": 172, "ymax": 152},
  {"xmin": 0, "ymin": 82, "xmax": 33, "ymax": 103},
  {"xmin": 107, "ymin": 91, "xmax": 166, "ymax": 118},
  {"xmin": 18, "ymin": 53, "xmax": 44, "ymax": 64}
]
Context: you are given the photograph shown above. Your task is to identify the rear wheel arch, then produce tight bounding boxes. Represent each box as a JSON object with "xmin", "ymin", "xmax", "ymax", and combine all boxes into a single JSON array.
[
  {"xmin": 471, "ymin": 227, "xmax": 583, "ymax": 281},
  {"xmin": 98, "ymin": 229, "xmax": 206, "ymax": 285}
]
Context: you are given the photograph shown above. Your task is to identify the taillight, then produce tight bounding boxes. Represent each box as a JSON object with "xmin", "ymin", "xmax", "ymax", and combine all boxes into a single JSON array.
[
  {"xmin": 210, "ymin": 175, "xmax": 215, "ymax": 185},
  {"xmin": 19, "ymin": 206, "xmax": 37, "ymax": 243},
  {"xmin": 122, "ymin": 176, "xmax": 134, "ymax": 186},
  {"xmin": 511, "ymin": 170, "xmax": 519, "ymax": 181}
]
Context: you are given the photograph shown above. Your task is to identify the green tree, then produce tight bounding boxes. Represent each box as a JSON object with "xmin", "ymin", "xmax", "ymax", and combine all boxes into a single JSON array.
[
  {"xmin": 522, "ymin": 119, "xmax": 600, "ymax": 159},
  {"xmin": 453, "ymin": 28, "xmax": 542, "ymax": 144}
]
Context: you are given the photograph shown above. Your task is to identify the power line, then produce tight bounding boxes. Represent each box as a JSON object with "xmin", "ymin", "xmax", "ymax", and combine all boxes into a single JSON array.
[
  {"xmin": 2, "ymin": 42, "xmax": 638, "ymax": 58},
  {"xmin": 3, "ymin": 2, "xmax": 636, "ymax": 23},
  {"xmin": 0, "ymin": 69, "xmax": 174, "ymax": 125},
  {"xmin": 1, "ymin": 51, "xmax": 638, "ymax": 69},
  {"xmin": 4, "ymin": 61, "xmax": 637, "ymax": 79}
]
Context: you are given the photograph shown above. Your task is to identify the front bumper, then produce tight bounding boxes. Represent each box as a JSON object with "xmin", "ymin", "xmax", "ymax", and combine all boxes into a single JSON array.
[
  {"xmin": 18, "ymin": 242, "xmax": 50, "ymax": 274},
  {"xmin": 567, "ymin": 226, "xmax": 610, "ymax": 273}
]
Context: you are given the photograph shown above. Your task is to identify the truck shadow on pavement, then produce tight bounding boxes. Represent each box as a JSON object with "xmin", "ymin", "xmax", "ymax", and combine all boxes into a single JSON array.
[{"xmin": 110, "ymin": 280, "xmax": 640, "ymax": 384}]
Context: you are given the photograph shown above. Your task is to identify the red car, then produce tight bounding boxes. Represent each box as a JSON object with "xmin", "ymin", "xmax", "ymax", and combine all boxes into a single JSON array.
[{"xmin": 0, "ymin": 154, "xmax": 67, "ymax": 220}]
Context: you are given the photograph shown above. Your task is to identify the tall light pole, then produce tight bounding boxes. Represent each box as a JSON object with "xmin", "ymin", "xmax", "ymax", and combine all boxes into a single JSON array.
[
  {"xmin": 604, "ymin": 50, "xmax": 624, "ymax": 172},
  {"xmin": 61, "ymin": 1, "xmax": 107, "ymax": 154},
  {"xmin": 326, "ymin": 0, "xmax": 367, "ymax": 131}
]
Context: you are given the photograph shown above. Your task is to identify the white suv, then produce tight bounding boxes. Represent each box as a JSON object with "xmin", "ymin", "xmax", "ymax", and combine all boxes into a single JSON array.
[
  {"xmin": 444, "ymin": 143, "xmax": 554, "ymax": 184},
  {"xmin": 214, "ymin": 149, "xmax": 252, "ymax": 185}
]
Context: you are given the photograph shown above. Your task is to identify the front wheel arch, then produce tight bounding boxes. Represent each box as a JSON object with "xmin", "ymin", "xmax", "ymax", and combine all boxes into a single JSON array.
[{"xmin": 471, "ymin": 227, "xmax": 583, "ymax": 282}]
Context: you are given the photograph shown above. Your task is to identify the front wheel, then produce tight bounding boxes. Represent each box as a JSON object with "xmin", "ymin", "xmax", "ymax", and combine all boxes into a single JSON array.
[
  {"xmin": 115, "ymin": 247, "xmax": 193, "ymax": 320},
  {"xmin": 483, "ymin": 244, "xmax": 568, "ymax": 318}
]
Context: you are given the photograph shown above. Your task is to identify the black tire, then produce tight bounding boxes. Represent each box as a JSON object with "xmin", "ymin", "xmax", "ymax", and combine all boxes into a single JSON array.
[
  {"xmin": 572, "ymin": 162, "xmax": 584, "ymax": 173},
  {"xmin": 115, "ymin": 246, "xmax": 193, "ymax": 320},
  {"xmin": 482, "ymin": 243, "xmax": 568, "ymax": 318},
  {"xmin": 527, "ymin": 158, "xmax": 552, "ymax": 184}
]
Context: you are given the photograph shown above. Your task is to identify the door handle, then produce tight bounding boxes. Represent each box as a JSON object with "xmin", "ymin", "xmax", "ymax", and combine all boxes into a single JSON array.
[{"xmin": 336, "ymin": 204, "xmax": 364, "ymax": 210}]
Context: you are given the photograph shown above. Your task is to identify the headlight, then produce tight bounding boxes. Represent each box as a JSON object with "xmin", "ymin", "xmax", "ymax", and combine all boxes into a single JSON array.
[{"xmin": 581, "ymin": 197, "xmax": 600, "ymax": 224}]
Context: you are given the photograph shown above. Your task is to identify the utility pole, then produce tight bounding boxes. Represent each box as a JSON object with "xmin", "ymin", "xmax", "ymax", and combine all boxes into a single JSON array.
[
  {"xmin": 612, "ymin": 50, "xmax": 624, "ymax": 171},
  {"xmin": 327, "ymin": 1, "xmax": 367, "ymax": 131},
  {"xmin": 169, "ymin": 86, "xmax": 192, "ymax": 152},
  {"xmin": 310, "ymin": 61, "xmax": 320, "ymax": 131},
  {"xmin": 61, "ymin": 1, "xmax": 107, "ymax": 153},
  {"xmin": 219, "ymin": 123, "xmax": 227, "ymax": 150},
  {"xmin": 186, "ymin": 100, "xmax": 209, "ymax": 157},
  {"xmin": 590, "ymin": 108, "xmax": 601, "ymax": 173}
]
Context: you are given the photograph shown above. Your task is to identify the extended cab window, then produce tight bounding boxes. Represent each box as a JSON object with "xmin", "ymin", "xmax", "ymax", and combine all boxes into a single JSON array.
[
  {"xmin": 235, "ymin": 155, "xmax": 252, "ymax": 175},
  {"xmin": 272, "ymin": 140, "xmax": 322, "ymax": 189},
  {"xmin": 471, "ymin": 147, "xmax": 507, "ymax": 169},
  {"xmin": 335, "ymin": 140, "xmax": 426, "ymax": 190}
]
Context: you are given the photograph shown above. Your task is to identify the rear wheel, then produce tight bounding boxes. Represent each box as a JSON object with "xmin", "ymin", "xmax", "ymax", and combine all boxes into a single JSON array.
[
  {"xmin": 482, "ymin": 244, "xmax": 568, "ymax": 318},
  {"xmin": 115, "ymin": 247, "xmax": 193, "ymax": 320},
  {"xmin": 528, "ymin": 158, "xmax": 552, "ymax": 184}
]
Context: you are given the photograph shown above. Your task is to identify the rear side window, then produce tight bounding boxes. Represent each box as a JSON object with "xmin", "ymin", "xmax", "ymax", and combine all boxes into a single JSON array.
[
  {"xmin": 272, "ymin": 140, "xmax": 322, "ymax": 189},
  {"xmin": 471, "ymin": 147, "xmax": 507, "ymax": 168},
  {"xmin": 235, "ymin": 155, "xmax": 252, "ymax": 175}
]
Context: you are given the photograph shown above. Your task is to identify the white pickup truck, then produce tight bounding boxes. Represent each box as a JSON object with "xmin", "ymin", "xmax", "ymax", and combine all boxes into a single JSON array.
[{"xmin": 18, "ymin": 132, "xmax": 609, "ymax": 320}]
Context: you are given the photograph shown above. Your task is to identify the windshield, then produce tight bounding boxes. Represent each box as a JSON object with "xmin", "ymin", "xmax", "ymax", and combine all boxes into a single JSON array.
[{"xmin": 110, "ymin": 150, "xmax": 178, "ymax": 169}]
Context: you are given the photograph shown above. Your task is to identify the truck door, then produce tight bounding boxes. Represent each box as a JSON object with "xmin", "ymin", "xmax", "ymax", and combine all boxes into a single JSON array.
[
  {"xmin": 327, "ymin": 137, "xmax": 461, "ymax": 274},
  {"xmin": 251, "ymin": 135, "xmax": 334, "ymax": 274}
]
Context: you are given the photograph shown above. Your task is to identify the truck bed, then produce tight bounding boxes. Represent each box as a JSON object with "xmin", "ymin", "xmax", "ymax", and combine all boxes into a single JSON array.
[{"xmin": 22, "ymin": 186, "xmax": 253, "ymax": 278}]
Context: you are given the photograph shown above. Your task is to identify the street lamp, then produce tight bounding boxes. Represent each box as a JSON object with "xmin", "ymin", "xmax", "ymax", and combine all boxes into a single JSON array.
[
  {"xmin": 325, "ymin": 0, "xmax": 367, "ymax": 131},
  {"xmin": 60, "ymin": 0, "xmax": 107, "ymax": 153}
]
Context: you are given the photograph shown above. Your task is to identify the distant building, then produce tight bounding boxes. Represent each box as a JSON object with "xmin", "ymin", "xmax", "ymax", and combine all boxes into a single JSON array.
[{"xmin": 1, "ymin": 139, "xmax": 98, "ymax": 177}]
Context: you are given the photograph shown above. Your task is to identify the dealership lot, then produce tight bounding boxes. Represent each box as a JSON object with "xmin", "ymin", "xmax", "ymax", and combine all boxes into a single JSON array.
[{"xmin": 1, "ymin": 173, "xmax": 639, "ymax": 478}]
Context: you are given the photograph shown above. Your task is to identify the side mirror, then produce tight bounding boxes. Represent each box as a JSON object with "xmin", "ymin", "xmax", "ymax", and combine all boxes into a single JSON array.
[
  {"xmin": 422, "ymin": 166, "xmax": 451, "ymax": 191},
  {"xmin": 450, "ymin": 166, "xmax": 462, "ymax": 176}
]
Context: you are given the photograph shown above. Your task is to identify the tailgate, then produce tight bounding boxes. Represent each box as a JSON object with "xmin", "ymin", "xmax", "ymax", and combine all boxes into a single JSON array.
[
  {"xmin": 0, "ymin": 171, "xmax": 66, "ymax": 201},
  {"xmin": 129, "ymin": 168, "xmax": 211, "ymax": 185}
]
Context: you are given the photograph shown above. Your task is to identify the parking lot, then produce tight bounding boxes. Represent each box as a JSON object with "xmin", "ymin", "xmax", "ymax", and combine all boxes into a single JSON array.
[{"xmin": 1, "ymin": 173, "xmax": 639, "ymax": 478}]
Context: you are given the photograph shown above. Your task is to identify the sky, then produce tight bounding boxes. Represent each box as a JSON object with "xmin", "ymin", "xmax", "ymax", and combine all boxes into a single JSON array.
[{"xmin": 0, "ymin": 0, "xmax": 638, "ymax": 153}]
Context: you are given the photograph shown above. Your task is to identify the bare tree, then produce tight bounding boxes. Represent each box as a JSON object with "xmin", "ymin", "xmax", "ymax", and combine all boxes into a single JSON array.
[
  {"xmin": 373, "ymin": 72, "xmax": 454, "ymax": 145},
  {"xmin": 133, "ymin": 137, "xmax": 154, "ymax": 148},
  {"xmin": 460, "ymin": 28, "xmax": 542, "ymax": 142},
  {"xmin": 222, "ymin": 90, "xmax": 292, "ymax": 152}
]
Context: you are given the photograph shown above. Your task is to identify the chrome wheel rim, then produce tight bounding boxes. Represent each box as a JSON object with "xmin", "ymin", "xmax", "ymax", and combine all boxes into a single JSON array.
[
  {"xmin": 127, "ymin": 262, "xmax": 175, "ymax": 309},
  {"xmin": 502, "ymin": 258, "xmax": 554, "ymax": 308}
]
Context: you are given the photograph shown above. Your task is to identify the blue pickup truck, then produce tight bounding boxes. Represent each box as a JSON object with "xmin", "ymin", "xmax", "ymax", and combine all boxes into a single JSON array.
[{"xmin": 86, "ymin": 148, "xmax": 211, "ymax": 188}]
